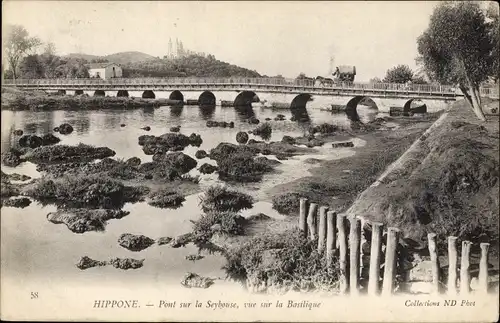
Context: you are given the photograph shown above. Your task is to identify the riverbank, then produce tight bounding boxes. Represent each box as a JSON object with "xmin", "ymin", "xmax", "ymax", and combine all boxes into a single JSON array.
[{"xmin": 1, "ymin": 87, "xmax": 174, "ymax": 111}]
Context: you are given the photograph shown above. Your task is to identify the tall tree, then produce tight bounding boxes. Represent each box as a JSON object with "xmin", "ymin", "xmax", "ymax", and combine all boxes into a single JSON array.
[
  {"xmin": 383, "ymin": 64, "xmax": 414, "ymax": 83},
  {"xmin": 417, "ymin": 2, "xmax": 494, "ymax": 121},
  {"xmin": 3, "ymin": 25, "xmax": 41, "ymax": 82},
  {"xmin": 486, "ymin": 2, "xmax": 499, "ymax": 83}
]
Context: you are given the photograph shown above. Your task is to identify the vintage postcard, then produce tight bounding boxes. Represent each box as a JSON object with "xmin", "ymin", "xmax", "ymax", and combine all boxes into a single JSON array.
[{"xmin": 1, "ymin": 1, "xmax": 499, "ymax": 321}]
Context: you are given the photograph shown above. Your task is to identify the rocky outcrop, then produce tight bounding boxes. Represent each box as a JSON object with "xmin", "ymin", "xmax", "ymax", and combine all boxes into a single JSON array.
[
  {"xmin": 151, "ymin": 152, "xmax": 197, "ymax": 174},
  {"xmin": 157, "ymin": 237, "xmax": 173, "ymax": 245},
  {"xmin": 3, "ymin": 197, "xmax": 31, "ymax": 208},
  {"xmin": 139, "ymin": 132, "xmax": 203, "ymax": 155},
  {"xmin": 236, "ymin": 131, "xmax": 249, "ymax": 144},
  {"xmin": 2, "ymin": 149, "xmax": 23, "ymax": 167},
  {"xmin": 47, "ymin": 209, "xmax": 130, "ymax": 233},
  {"xmin": 195, "ymin": 150, "xmax": 208, "ymax": 159},
  {"xmin": 332, "ymin": 141, "xmax": 354, "ymax": 148},
  {"xmin": 76, "ymin": 256, "xmax": 144, "ymax": 270},
  {"xmin": 125, "ymin": 157, "xmax": 141, "ymax": 167},
  {"xmin": 76, "ymin": 256, "xmax": 107, "ymax": 270},
  {"xmin": 57, "ymin": 123, "xmax": 74, "ymax": 135},
  {"xmin": 118, "ymin": 233, "xmax": 155, "ymax": 251},
  {"xmin": 170, "ymin": 233, "xmax": 193, "ymax": 248},
  {"xmin": 22, "ymin": 144, "xmax": 115, "ymax": 164},
  {"xmin": 41, "ymin": 133, "xmax": 61, "ymax": 145},
  {"xmin": 180, "ymin": 273, "xmax": 214, "ymax": 288},
  {"xmin": 19, "ymin": 135, "xmax": 43, "ymax": 148},
  {"xmin": 185, "ymin": 254, "xmax": 204, "ymax": 261}
]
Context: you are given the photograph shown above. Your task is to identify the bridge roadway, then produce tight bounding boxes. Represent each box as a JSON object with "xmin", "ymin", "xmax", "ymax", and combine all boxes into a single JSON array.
[{"xmin": 3, "ymin": 78, "xmax": 499, "ymax": 117}]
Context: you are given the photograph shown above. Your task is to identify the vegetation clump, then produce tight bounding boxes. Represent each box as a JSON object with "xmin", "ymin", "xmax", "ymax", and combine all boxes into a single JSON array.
[
  {"xmin": 199, "ymin": 185, "xmax": 254, "ymax": 213},
  {"xmin": 47, "ymin": 208, "xmax": 130, "ymax": 233},
  {"xmin": 148, "ymin": 189, "xmax": 185, "ymax": 209},
  {"xmin": 2, "ymin": 149, "xmax": 23, "ymax": 167},
  {"xmin": 251, "ymin": 123, "xmax": 272, "ymax": 140},
  {"xmin": 198, "ymin": 163, "xmax": 218, "ymax": 174},
  {"xmin": 224, "ymin": 228, "xmax": 340, "ymax": 292},
  {"xmin": 152, "ymin": 152, "xmax": 197, "ymax": 174},
  {"xmin": 118, "ymin": 233, "xmax": 156, "ymax": 251},
  {"xmin": 272, "ymin": 192, "xmax": 303, "ymax": 216},
  {"xmin": 23, "ymin": 143, "xmax": 115, "ymax": 164}
]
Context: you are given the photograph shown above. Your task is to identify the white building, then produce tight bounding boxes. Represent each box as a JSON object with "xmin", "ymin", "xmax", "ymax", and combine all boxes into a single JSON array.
[{"xmin": 86, "ymin": 62, "xmax": 122, "ymax": 79}]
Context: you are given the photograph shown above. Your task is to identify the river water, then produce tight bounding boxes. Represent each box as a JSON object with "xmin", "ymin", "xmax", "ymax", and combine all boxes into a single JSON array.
[{"xmin": 0, "ymin": 103, "xmax": 374, "ymax": 295}]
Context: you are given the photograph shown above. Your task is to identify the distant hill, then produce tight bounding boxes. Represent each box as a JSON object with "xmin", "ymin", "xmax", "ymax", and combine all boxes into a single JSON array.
[{"xmin": 65, "ymin": 51, "xmax": 158, "ymax": 65}]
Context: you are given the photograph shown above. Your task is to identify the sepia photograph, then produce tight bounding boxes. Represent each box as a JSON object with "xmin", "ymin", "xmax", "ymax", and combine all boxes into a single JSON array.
[{"xmin": 1, "ymin": 1, "xmax": 499, "ymax": 321}]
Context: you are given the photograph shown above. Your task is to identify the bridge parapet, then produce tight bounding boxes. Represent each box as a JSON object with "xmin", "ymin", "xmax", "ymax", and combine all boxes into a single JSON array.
[{"xmin": 2, "ymin": 77, "xmax": 498, "ymax": 98}]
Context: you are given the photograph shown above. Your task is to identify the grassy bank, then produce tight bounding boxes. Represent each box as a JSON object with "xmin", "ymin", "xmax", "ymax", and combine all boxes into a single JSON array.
[
  {"xmin": 268, "ymin": 115, "xmax": 439, "ymax": 214},
  {"xmin": 1, "ymin": 87, "xmax": 168, "ymax": 111}
]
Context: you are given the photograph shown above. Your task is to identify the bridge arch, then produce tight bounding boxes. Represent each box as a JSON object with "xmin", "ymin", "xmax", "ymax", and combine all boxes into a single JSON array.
[
  {"xmin": 403, "ymin": 98, "xmax": 427, "ymax": 115},
  {"xmin": 169, "ymin": 90, "xmax": 184, "ymax": 102},
  {"xmin": 94, "ymin": 90, "xmax": 106, "ymax": 97},
  {"xmin": 234, "ymin": 91, "xmax": 260, "ymax": 107},
  {"xmin": 199, "ymin": 91, "xmax": 216, "ymax": 106},
  {"xmin": 290, "ymin": 93, "xmax": 312, "ymax": 109},
  {"xmin": 345, "ymin": 96, "xmax": 379, "ymax": 122},
  {"xmin": 117, "ymin": 90, "xmax": 129, "ymax": 97},
  {"xmin": 74, "ymin": 90, "xmax": 84, "ymax": 96},
  {"xmin": 142, "ymin": 90, "xmax": 155, "ymax": 99}
]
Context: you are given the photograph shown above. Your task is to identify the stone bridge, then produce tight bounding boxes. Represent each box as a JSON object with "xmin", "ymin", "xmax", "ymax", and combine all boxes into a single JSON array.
[{"xmin": 3, "ymin": 77, "xmax": 499, "ymax": 120}]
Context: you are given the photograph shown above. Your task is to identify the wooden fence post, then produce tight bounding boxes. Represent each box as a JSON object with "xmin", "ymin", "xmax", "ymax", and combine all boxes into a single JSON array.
[
  {"xmin": 460, "ymin": 241, "xmax": 472, "ymax": 295},
  {"xmin": 337, "ymin": 214, "xmax": 349, "ymax": 294},
  {"xmin": 478, "ymin": 242, "xmax": 490, "ymax": 294},
  {"xmin": 427, "ymin": 233, "xmax": 440, "ymax": 294},
  {"xmin": 317, "ymin": 206, "xmax": 328, "ymax": 254},
  {"xmin": 368, "ymin": 222, "xmax": 383, "ymax": 296},
  {"xmin": 349, "ymin": 217, "xmax": 361, "ymax": 295},
  {"xmin": 382, "ymin": 227, "xmax": 400, "ymax": 296},
  {"xmin": 447, "ymin": 236, "xmax": 458, "ymax": 295},
  {"xmin": 299, "ymin": 198, "xmax": 308, "ymax": 239},
  {"xmin": 307, "ymin": 203, "xmax": 318, "ymax": 241},
  {"xmin": 326, "ymin": 211, "xmax": 337, "ymax": 267}
]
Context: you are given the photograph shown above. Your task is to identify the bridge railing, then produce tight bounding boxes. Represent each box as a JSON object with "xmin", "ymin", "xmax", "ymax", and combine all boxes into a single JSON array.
[{"xmin": 3, "ymin": 77, "xmax": 498, "ymax": 96}]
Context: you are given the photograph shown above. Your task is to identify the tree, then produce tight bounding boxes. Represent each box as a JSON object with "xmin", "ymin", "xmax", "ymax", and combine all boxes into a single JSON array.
[
  {"xmin": 19, "ymin": 55, "xmax": 44, "ymax": 78},
  {"xmin": 417, "ymin": 2, "xmax": 494, "ymax": 121},
  {"xmin": 369, "ymin": 77, "xmax": 382, "ymax": 83},
  {"xmin": 383, "ymin": 64, "xmax": 414, "ymax": 83},
  {"xmin": 3, "ymin": 25, "xmax": 41, "ymax": 82},
  {"xmin": 486, "ymin": 2, "xmax": 499, "ymax": 83}
]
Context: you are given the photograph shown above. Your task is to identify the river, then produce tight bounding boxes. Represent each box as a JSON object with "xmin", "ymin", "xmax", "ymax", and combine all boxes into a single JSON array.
[{"xmin": 0, "ymin": 102, "xmax": 375, "ymax": 295}]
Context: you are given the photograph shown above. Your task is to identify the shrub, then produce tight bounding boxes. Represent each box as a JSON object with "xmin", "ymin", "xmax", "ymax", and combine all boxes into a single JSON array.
[
  {"xmin": 148, "ymin": 189, "xmax": 185, "ymax": 208},
  {"xmin": 199, "ymin": 186, "xmax": 254, "ymax": 213},
  {"xmin": 224, "ymin": 228, "xmax": 340, "ymax": 292},
  {"xmin": 252, "ymin": 123, "xmax": 272, "ymax": 140},
  {"xmin": 272, "ymin": 192, "xmax": 303, "ymax": 215},
  {"xmin": 192, "ymin": 211, "xmax": 247, "ymax": 243}
]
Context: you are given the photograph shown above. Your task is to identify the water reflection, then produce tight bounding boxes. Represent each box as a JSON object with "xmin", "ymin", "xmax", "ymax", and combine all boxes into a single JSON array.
[
  {"xmin": 290, "ymin": 106, "xmax": 311, "ymax": 123},
  {"xmin": 198, "ymin": 104, "xmax": 216, "ymax": 120},
  {"xmin": 169, "ymin": 105, "xmax": 184, "ymax": 118},
  {"xmin": 234, "ymin": 105, "xmax": 255, "ymax": 121}
]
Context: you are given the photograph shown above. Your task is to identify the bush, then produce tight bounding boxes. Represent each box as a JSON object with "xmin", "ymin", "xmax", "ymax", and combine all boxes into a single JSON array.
[
  {"xmin": 251, "ymin": 123, "xmax": 272, "ymax": 140},
  {"xmin": 192, "ymin": 211, "xmax": 247, "ymax": 243},
  {"xmin": 199, "ymin": 185, "xmax": 254, "ymax": 213},
  {"xmin": 148, "ymin": 189, "xmax": 185, "ymax": 209},
  {"xmin": 224, "ymin": 228, "xmax": 340, "ymax": 292},
  {"xmin": 24, "ymin": 174, "xmax": 147, "ymax": 208},
  {"xmin": 272, "ymin": 192, "xmax": 303, "ymax": 215}
]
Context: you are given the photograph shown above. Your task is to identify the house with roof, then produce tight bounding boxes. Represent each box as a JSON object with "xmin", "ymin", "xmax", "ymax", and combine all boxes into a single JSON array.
[{"xmin": 86, "ymin": 62, "xmax": 122, "ymax": 79}]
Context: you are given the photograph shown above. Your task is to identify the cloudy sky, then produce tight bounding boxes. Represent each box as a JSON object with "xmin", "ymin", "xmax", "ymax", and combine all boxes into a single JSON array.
[{"xmin": 3, "ymin": 1, "xmax": 442, "ymax": 81}]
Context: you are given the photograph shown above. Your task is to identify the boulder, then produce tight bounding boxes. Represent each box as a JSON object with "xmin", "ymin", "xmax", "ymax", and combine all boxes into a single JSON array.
[
  {"xmin": 19, "ymin": 135, "xmax": 43, "ymax": 148},
  {"xmin": 170, "ymin": 126, "xmax": 181, "ymax": 132},
  {"xmin": 120, "ymin": 124, "xmax": 126, "ymax": 127},
  {"xmin": 76, "ymin": 256, "xmax": 107, "ymax": 270},
  {"xmin": 151, "ymin": 152, "xmax": 197, "ymax": 174},
  {"xmin": 236, "ymin": 132, "xmax": 249, "ymax": 144},
  {"xmin": 185, "ymin": 254, "xmax": 204, "ymax": 261},
  {"xmin": 189, "ymin": 133, "xmax": 203, "ymax": 147},
  {"xmin": 171, "ymin": 233, "xmax": 193, "ymax": 248},
  {"xmin": 180, "ymin": 272, "xmax": 214, "ymax": 288},
  {"xmin": 255, "ymin": 156, "xmax": 281, "ymax": 167},
  {"xmin": 118, "ymin": 233, "xmax": 155, "ymax": 251},
  {"xmin": 3, "ymin": 197, "xmax": 31, "ymax": 208},
  {"xmin": 58, "ymin": 123, "xmax": 74, "ymax": 135},
  {"xmin": 141, "ymin": 126, "xmax": 151, "ymax": 131},
  {"xmin": 148, "ymin": 189, "xmax": 185, "ymax": 208},
  {"xmin": 125, "ymin": 157, "xmax": 141, "ymax": 167},
  {"xmin": 109, "ymin": 258, "xmax": 145, "ymax": 270},
  {"xmin": 13, "ymin": 129, "xmax": 23, "ymax": 136},
  {"xmin": 41, "ymin": 133, "xmax": 61, "ymax": 146},
  {"xmin": 199, "ymin": 163, "xmax": 218, "ymax": 174},
  {"xmin": 281, "ymin": 135, "xmax": 296, "ymax": 145},
  {"xmin": 332, "ymin": 141, "xmax": 354, "ymax": 148},
  {"xmin": 246, "ymin": 213, "xmax": 272, "ymax": 222},
  {"xmin": 228, "ymin": 122, "xmax": 235, "ymax": 128},
  {"xmin": 157, "ymin": 237, "xmax": 173, "ymax": 245},
  {"xmin": 46, "ymin": 209, "xmax": 130, "ymax": 233},
  {"xmin": 195, "ymin": 150, "xmax": 208, "ymax": 159},
  {"xmin": 2, "ymin": 149, "xmax": 22, "ymax": 167}
]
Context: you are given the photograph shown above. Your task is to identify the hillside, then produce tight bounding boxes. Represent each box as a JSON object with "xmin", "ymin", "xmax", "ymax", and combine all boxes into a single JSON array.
[
  {"xmin": 104, "ymin": 51, "xmax": 158, "ymax": 64},
  {"xmin": 122, "ymin": 54, "xmax": 261, "ymax": 78}
]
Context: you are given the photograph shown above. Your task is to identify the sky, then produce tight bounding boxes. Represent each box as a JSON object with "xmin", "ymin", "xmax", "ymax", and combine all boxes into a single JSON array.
[{"xmin": 2, "ymin": 1, "xmax": 443, "ymax": 81}]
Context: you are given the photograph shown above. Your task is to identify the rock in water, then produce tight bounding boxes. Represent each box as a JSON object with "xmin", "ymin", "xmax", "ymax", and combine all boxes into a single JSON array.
[
  {"xmin": 19, "ymin": 135, "xmax": 43, "ymax": 148},
  {"xmin": 109, "ymin": 258, "xmax": 145, "ymax": 270},
  {"xmin": 141, "ymin": 126, "xmax": 151, "ymax": 131},
  {"xmin": 170, "ymin": 126, "xmax": 181, "ymax": 132},
  {"xmin": 125, "ymin": 157, "xmax": 141, "ymax": 167},
  {"xmin": 236, "ymin": 132, "xmax": 249, "ymax": 144},
  {"xmin": 13, "ymin": 129, "xmax": 23, "ymax": 136},
  {"xmin": 148, "ymin": 189, "xmax": 185, "ymax": 209},
  {"xmin": 170, "ymin": 233, "xmax": 193, "ymax": 248},
  {"xmin": 76, "ymin": 256, "xmax": 107, "ymax": 270},
  {"xmin": 47, "ymin": 209, "xmax": 130, "ymax": 233},
  {"xmin": 195, "ymin": 150, "xmax": 208, "ymax": 159},
  {"xmin": 180, "ymin": 272, "xmax": 214, "ymax": 288},
  {"xmin": 41, "ymin": 133, "xmax": 61, "ymax": 146},
  {"xmin": 118, "ymin": 233, "xmax": 155, "ymax": 251},
  {"xmin": 2, "ymin": 149, "xmax": 22, "ymax": 167},
  {"xmin": 185, "ymin": 254, "xmax": 204, "ymax": 261},
  {"xmin": 157, "ymin": 237, "xmax": 173, "ymax": 245},
  {"xmin": 198, "ymin": 163, "xmax": 217, "ymax": 174},
  {"xmin": 58, "ymin": 123, "xmax": 74, "ymax": 135},
  {"xmin": 331, "ymin": 141, "xmax": 354, "ymax": 148},
  {"xmin": 3, "ymin": 197, "xmax": 31, "ymax": 208}
]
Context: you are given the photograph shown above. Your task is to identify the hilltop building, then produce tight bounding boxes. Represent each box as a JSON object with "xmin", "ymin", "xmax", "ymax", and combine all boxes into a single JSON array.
[
  {"xmin": 86, "ymin": 62, "xmax": 122, "ymax": 79},
  {"xmin": 166, "ymin": 37, "xmax": 207, "ymax": 59}
]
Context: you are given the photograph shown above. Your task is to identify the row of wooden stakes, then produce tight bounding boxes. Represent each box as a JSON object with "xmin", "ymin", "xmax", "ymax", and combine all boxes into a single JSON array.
[{"xmin": 298, "ymin": 198, "xmax": 491, "ymax": 295}]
